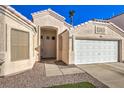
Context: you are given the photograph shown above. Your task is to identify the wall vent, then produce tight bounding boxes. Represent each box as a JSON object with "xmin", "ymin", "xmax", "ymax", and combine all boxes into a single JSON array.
[{"xmin": 95, "ymin": 26, "xmax": 106, "ymax": 34}]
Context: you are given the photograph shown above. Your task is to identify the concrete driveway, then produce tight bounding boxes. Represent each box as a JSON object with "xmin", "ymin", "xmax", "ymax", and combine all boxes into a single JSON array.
[{"xmin": 77, "ymin": 62, "xmax": 124, "ymax": 88}]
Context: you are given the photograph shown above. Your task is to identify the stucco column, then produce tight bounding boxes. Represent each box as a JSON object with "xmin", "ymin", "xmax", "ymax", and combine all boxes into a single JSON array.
[
  {"xmin": 0, "ymin": 23, "xmax": 6, "ymax": 65},
  {"xmin": 38, "ymin": 26, "xmax": 41, "ymax": 61},
  {"xmin": 56, "ymin": 30, "xmax": 59, "ymax": 61},
  {"xmin": 69, "ymin": 30, "xmax": 75, "ymax": 64}
]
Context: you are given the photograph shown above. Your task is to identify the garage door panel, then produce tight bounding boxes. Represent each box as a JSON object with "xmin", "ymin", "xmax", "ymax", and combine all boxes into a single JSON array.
[{"xmin": 75, "ymin": 40, "xmax": 118, "ymax": 64}]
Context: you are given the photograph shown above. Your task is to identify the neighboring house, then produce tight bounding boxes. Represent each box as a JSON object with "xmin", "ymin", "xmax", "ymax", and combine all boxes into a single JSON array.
[
  {"xmin": 0, "ymin": 5, "xmax": 124, "ymax": 76},
  {"xmin": 109, "ymin": 13, "xmax": 124, "ymax": 31}
]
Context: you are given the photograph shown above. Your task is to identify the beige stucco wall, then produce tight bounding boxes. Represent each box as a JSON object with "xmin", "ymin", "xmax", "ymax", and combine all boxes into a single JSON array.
[
  {"xmin": 60, "ymin": 30, "xmax": 69, "ymax": 64},
  {"xmin": 109, "ymin": 15, "xmax": 124, "ymax": 62},
  {"xmin": 68, "ymin": 30, "xmax": 75, "ymax": 64},
  {"xmin": 0, "ymin": 12, "xmax": 6, "ymax": 66},
  {"xmin": 0, "ymin": 9, "xmax": 36, "ymax": 76},
  {"xmin": 107, "ymin": 24, "xmax": 124, "ymax": 62},
  {"xmin": 33, "ymin": 26, "xmax": 39, "ymax": 62},
  {"xmin": 68, "ymin": 21, "xmax": 124, "ymax": 64},
  {"xmin": 32, "ymin": 13, "xmax": 70, "ymax": 61}
]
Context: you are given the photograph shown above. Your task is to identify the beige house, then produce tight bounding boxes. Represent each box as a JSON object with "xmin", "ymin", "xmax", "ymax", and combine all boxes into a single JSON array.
[{"xmin": 0, "ymin": 5, "xmax": 124, "ymax": 76}]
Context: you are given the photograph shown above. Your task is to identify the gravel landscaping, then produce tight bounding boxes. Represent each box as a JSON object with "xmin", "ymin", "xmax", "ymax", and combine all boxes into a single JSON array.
[{"xmin": 0, "ymin": 62, "xmax": 108, "ymax": 88}]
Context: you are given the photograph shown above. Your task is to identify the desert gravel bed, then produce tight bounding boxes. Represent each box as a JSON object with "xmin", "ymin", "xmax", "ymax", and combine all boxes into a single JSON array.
[{"xmin": 0, "ymin": 62, "xmax": 108, "ymax": 88}]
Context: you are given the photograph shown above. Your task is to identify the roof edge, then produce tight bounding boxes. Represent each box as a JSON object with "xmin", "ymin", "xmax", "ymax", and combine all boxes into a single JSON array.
[
  {"xmin": 73, "ymin": 18, "xmax": 124, "ymax": 34},
  {"xmin": 92, "ymin": 19, "xmax": 124, "ymax": 33},
  {"xmin": 73, "ymin": 19, "xmax": 111, "ymax": 30},
  {"xmin": 31, "ymin": 8, "xmax": 72, "ymax": 29},
  {"xmin": 31, "ymin": 8, "xmax": 65, "ymax": 20},
  {"xmin": 0, "ymin": 5, "xmax": 36, "ymax": 28}
]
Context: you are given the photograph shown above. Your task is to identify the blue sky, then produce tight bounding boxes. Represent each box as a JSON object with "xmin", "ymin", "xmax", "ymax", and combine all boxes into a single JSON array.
[{"xmin": 11, "ymin": 5, "xmax": 124, "ymax": 26}]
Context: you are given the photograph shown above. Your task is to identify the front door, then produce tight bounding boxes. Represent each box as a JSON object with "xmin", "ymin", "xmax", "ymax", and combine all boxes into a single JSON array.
[{"xmin": 41, "ymin": 30, "xmax": 56, "ymax": 59}]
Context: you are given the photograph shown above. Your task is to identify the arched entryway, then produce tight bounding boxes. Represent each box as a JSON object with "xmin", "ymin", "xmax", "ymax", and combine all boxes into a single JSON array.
[{"xmin": 40, "ymin": 26, "xmax": 57, "ymax": 59}]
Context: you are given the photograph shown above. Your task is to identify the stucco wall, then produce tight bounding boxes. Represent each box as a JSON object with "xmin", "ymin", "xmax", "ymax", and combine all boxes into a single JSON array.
[
  {"xmin": 74, "ymin": 22, "xmax": 124, "ymax": 40},
  {"xmin": 68, "ymin": 32, "xmax": 75, "ymax": 64},
  {"xmin": 34, "ymin": 28, "xmax": 39, "ymax": 61},
  {"xmin": 61, "ymin": 30, "xmax": 69, "ymax": 64},
  {"xmin": 32, "ymin": 13, "xmax": 70, "ymax": 61},
  {"xmin": 69, "ymin": 21, "xmax": 124, "ymax": 64},
  {"xmin": 0, "ymin": 12, "xmax": 5, "ymax": 66},
  {"xmin": 107, "ymin": 24, "xmax": 124, "ymax": 62},
  {"xmin": 0, "ymin": 10, "xmax": 36, "ymax": 76},
  {"xmin": 109, "ymin": 15, "xmax": 124, "ymax": 62}
]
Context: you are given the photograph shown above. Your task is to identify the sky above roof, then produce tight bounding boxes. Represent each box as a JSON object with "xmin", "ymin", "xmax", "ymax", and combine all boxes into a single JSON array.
[{"xmin": 11, "ymin": 5, "xmax": 124, "ymax": 26}]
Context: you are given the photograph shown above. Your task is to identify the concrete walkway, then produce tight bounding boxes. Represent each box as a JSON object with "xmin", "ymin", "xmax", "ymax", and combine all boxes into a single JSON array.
[
  {"xmin": 77, "ymin": 62, "xmax": 124, "ymax": 88},
  {"xmin": 44, "ymin": 60, "xmax": 84, "ymax": 76}
]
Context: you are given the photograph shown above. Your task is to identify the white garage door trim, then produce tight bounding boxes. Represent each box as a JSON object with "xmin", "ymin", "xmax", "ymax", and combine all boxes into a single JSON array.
[{"xmin": 75, "ymin": 39, "xmax": 118, "ymax": 64}]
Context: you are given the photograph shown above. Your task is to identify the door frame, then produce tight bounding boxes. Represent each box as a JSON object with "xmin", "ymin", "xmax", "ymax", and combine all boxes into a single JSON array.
[{"xmin": 39, "ymin": 26, "xmax": 58, "ymax": 60}]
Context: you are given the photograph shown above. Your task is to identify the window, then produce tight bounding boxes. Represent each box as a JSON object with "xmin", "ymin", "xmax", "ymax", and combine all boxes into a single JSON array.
[
  {"xmin": 46, "ymin": 36, "xmax": 50, "ymax": 40},
  {"xmin": 11, "ymin": 29, "xmax": 29, "ymax": 61},
  {"xmin": 52, "ymin": 36, "xmax": 55, "ymax": 40}
]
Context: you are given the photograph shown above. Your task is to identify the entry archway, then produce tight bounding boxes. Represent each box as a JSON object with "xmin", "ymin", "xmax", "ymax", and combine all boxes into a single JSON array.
[{"xmin": 40, "ymin": 26, "xmax": 57, "ymax": 59}]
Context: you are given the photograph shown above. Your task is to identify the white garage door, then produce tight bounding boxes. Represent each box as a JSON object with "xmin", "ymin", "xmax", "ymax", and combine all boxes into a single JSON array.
[{"xmin": 75, "ymin": 40, "xmax": 118, "ymax": 64}]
